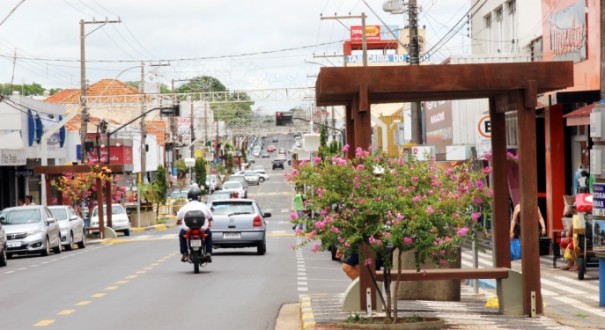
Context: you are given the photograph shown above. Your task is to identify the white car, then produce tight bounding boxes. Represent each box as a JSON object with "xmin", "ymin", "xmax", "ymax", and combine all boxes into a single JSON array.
[
  {"xmin": 48, "ymin": 205, "xmax": 86, "ymax": 250},
  {"xmin": 242, "ymin": 170, "xmax": 261, "ymax": 185},
  {"xmin": 221, "ymin": 181, "xmax": 246, "ymax": 199},
  {"xmin": 253, "ymin": 169, "xmax": 269, "ymax": 183},
  {"xmin": 90, "ymin": 204, "xmax": 132, "ymax": 236}
]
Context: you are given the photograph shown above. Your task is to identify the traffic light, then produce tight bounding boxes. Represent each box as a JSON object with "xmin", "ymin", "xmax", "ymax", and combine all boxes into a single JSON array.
[{"xmin": 276, "ymin": 112, "xmax": 283, "ymax": 126}]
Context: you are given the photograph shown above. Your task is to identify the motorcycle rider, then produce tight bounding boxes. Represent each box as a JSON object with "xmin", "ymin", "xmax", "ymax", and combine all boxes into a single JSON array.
[{"xmin": 176, "ymin": 186, "xmax": 213, "ymax": 263}]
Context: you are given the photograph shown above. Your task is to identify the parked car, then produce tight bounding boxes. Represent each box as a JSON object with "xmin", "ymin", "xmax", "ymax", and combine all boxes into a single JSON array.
[
  {"xmin": 221, "ymin": 181, "xmax": 246, "ymax": 199},
  {"xmin": 0, "ymin": 220, "xmax": 7, "ymax": 266},
  {"xmin": 253, "ymin": 169, "xmax": 269, "ymax": 183},
  {"xmin": 252, "ymin": 165, "xmax": 266, "ymax": 172},
  {"xmin": 261, "ymin": 152, "xmax": 270, "ymax": 158},
  {"xmin": 0, "ymin": 205, "xmax": 62, "ymax": 257},
  {"xmin": 228, "ymin": 175, "xmax": 249, "ymax": 197},
  {"xmin": 208, "ymin": 198, "xmax": 270, "ymax": 255},
  {"xmin": 278, "ymin": 147, "xmax": 286, "ymax": 155},
  {"xmin": 48, "ymin": 205, "xmax": 86, "ymax": 250},
  {"xmin": 272, "ymin": 136, "xmax": 279, "ymax": 143},
  {"xmin": 169, "ymin": 189, "xmax": 189, "ymax": 214},
  {"xmin": 90, "ymin": 204, "xmax": 132, "ymax": 236},
  {"xmin": 267, "ymin": 145, "xmax": 276, "ymax": 152}
]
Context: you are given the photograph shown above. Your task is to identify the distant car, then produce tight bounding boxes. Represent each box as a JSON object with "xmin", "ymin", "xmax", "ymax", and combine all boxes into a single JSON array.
[
  {"xmin": 0, "ymin": 205, "xmax": 62, "ymax": 257},
  {"xmin": 206, "ymin": 190, "xmax": 235, "ymax": 203},
  {"xmin": 266, "ymin": 145, "xmax": 276, "ymax": 152},
  {"xmin": 90, "ymin": 204, "xmax": 132, "ymax": 236},
  {"xmin": 272, "ymin": 159, "xmax": 285, "ymax": 170},
  {"xmin": 272, "ymin": 136, "xmax": 279, "ymax": 143},
  {"xmin": 261, "ymin": 152, "xmax": 270, "ymax": 158},
  {"xmin": 242, "ymin": 170, "xmax": 261, "ymax": 185},
  {"xmin": 278, "ymin": 147, "xmax": 286, "ymax": 155},
  {"xmin": 0, "ymin": 219, "xmax": 7, "ymax": 266},
  {"xmin": 48, "ymin": 205, "xmax": 86, "ymax": 251},
  {"xmin": 228, "ymin": 175, "xmax": 249, "ymax": 197},
  {"xmin": 205, "ymin": 174, "xmax": 221, "ymax": 192},
  {"xmin": 208, "ymin": 198, "xmax": 270, "ymax": 255},
  {"xmin": 221, "ymin": 181, "xmax": 246, "ymax": 199},
  {"xmin": 254, "ymin": 169, "xmax": 269, "ymax": 183},
  {"xmin": 252, "ymin": 165, "xmax": 266, "ymax": 172}
]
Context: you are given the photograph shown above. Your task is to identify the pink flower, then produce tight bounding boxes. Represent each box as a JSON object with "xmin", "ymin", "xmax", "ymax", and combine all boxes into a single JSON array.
[
  {"xmin": 313, "ymin": 156, "xmax": 322, "ymax": 164},
  {"xmin": 331, "ymin": 226, "xmax": 340, "ymax": 234},
  {"xmin": 290, "ymin": 212, "xmax": 298, "ymax": 220},
  {"xmin": 364, "ymin": 258, "xmax": 373, "ymax": 266},
  {"xmin": 314, "ymin": 221, "xmax": 326, "ymax": 230},
  {"xmin": 411, "ymin": 176, "xmax": 418, "ymax": 183},
  {"xmin": 457, "ymin": 227, "xmax": 469, "ymax": 236},
  {"xmin": 288, "ymin": 243, "xmax": 295, "ymax": 249},
  {"xmin": 311, "ymin": 244, "xmax": 320, "ymax": 253},
  {"xmin": 403, "ymin": 237, "xmax": 413, "ymax": 245},
  {"xmin": 356, "ymin": 164, "xmax": 365, "ymax": 171},
  {"xmin": 355, "ymin": 147, "xmax": 363, "ymax": 157},
  {"xmin": 291, "ymin": 168, "xmax": 299, "ymax": 176},
  {"xmin": 426, "ymin": 206, "xmax": 434, "ymax": 214},
  {"xmin": 384, "ymin": 232, "xmax": 391, "ymax": 239},
  {"xmin": 471, "ymin": 212, "xmax": 482, "ymax": 222},
  {"xmin": 316, "ymin": 188, "xmax": 325, "ymax": 197},
  {"xmin": 342, "ymin": 144, "xmax": 350, "ymax": 153}
]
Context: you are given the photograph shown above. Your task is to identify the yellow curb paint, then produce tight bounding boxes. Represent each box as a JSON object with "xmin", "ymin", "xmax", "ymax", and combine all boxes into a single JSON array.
[
  {"xmin": 115, "ymin": 280, "xmax": 129, "ymax": 285},
  {"xmin": 155, "ymin": 225, "xmax": 167, "ymax": 230},
  {"xmin": 302, "ymin": 312, "xmax": 314, "ymax": 319},
  {"xmin": 105, "ymin": 286, "xmax": 119, "ymax": 291},
  {"xmin": 268, "ymin": 232, "xmax": 295, "ymax": 237},
  {"xmin": 33, "ymin": 320, "xmax": 55, "ymax": 326},
  {"xmin": 132, "ymin": 228, "xmax": 145, "ymax": 233},
  {"xmin": 57, "ymin": 309, "xmax": 75, "ymax": 316},
  {"xmin": 126, "ymin": 275, "xmax": 137, "ymax": 279},
  {"xmin": 91, "ymin": 293, "xmax": 106, "ymax": 298},
  {"xmin": 302, "ymin": 321, "xmax": 316, "ymax": 329},
  {"xmin": 75, "ymin": 301, "xmax": 92, "ymax": 306}
]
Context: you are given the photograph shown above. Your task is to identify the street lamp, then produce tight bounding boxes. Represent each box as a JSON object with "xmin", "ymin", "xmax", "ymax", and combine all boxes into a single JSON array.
[{"xmin": 184, "ymin": 158, "xmax": 195, "ymax": 186}]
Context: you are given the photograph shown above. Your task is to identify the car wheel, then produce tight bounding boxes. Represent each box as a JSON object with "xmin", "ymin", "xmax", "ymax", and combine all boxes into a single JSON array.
[
  {"xmin": 259, "ymin": 177, "xmax": 265, "ymax": 183},
  {"xmin": 41, "ymin": 238, "xmax": 50, "ymax": 256},
  {"xmin": 65, "ymin": 233, "xmax": 74, "ymax": 251},
  {"xmin": 53, "ymin": 235, "xmax": 62, "ymax": 254},
  {"xmin": 77, "ymin": 236, "xmax": 86, "ymax": 249},
  {"xmin": 257, "ymin": 239, "xmax": 266, "ymax": 255},
  {"xmin": 0, "ymin": 247, "xmax": 7, "ymax": 267},
  {"xmin": 6, "ymin": 253, "xmax": 13, "ymax": 259},
  {"xmin": 123, "ymin": 229, "xmax": 131, "ymax": 236}
]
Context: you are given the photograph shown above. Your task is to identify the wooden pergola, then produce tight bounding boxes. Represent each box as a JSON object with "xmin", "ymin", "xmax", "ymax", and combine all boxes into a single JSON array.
[
  {"xmin": 33, "ymin": 164, "xmax": 128, "ymax": 239},
  {"xmin": 315, "ymin": 61, "xmax": 574, "ymax": 316}
]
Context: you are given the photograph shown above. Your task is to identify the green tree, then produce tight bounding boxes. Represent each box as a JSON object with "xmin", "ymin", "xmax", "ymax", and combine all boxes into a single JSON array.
[
  {"xmin": 240, "ymin": 145, "xmax": 247, "ymax": 164},
  {"xmin": 226, "ymin": 154, "xmax": 234, "ymax": 174},
  {"xmin": 176, "ymin": 159, "xmax": 187, "ymax": 180},
  {"xmin": 154, "ymin": 165, "xmax": 169, "ymax": 204},
  {"xmin": 194, "ymin": 158, "xmax": 206, "ymax": 192},
  {"xmin": 1, "ymin": 83, "xmax": 45, "ymax": 96}
]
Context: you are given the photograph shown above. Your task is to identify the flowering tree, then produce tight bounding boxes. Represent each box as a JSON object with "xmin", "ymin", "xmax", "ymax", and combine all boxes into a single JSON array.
[
  {"xmin": 51, "ymin": 165, "xmax": 126, "ymax": 216},
  {"xmin": 288, "ymin": 146, "xmax": 492, "ymax": 322}
]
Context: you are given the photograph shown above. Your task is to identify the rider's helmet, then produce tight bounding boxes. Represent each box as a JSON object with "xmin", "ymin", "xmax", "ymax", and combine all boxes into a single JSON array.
[{"xmin": 187, "ymin": 186, "xmax": 202, "ymax": 201}]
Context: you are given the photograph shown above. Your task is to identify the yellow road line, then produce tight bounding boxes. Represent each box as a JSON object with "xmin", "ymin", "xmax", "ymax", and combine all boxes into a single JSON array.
[
  {"xmin": 57, "ymin": 309, "xmax": 75, "ymax": 316},
  {"xmin": 91, "ymin": 293, "xmax": 106, "ymax": 298},
  {"xmin": 105, "ymin": 286, "xmax": 119, "ymax": 291},
  {"xmin": 115, "ymin": 280, "xmax": 129, "ymax": 285},
  {"xmin": 75, "ymin": 301, "xmax": 91, "ymax": 306},
  {"xmin": 33, "ymin": 320, "xmax": 55, "ymax": 327}
]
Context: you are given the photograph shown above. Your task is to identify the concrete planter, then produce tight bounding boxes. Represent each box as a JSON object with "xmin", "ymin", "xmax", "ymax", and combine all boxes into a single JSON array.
[{"xmin": 337, "ymin": 317, "xmax": 444, "ymax": 329}]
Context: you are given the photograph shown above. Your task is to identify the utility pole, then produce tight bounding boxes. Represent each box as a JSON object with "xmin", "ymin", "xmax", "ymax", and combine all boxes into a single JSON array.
[
  {"xmin": 79, "ymin": 17, "xmax": 121, "ymax": 164},
  {"xmin": 601, "ymin": 1, "xmax": 605, "ymax": 101},
  {"xmin": 408, "ymin": 0, "xmax": 423, "ymax": 144},
  {"xmin": 140, "ymin": 62, "xmax": 146, "ymax": 183},
  {"xmin": 190, "ymin": 97, "xmax": 195, "ymax": 159}
]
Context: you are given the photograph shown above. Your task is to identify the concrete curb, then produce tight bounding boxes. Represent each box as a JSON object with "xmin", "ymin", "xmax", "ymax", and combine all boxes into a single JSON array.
[{"xmin": 300, "ymin": 295, "xmax": 316, "ymax": 329}]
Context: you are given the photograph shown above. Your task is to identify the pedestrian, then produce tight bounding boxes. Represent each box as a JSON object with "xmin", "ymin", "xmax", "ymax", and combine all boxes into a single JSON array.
[
  {"xmin": 24, "ymin": 195, "xmax": 35, "ymax": 205},
  {"xmin": 575, "ymin": 164, "xmax": 590, "ymax": 194},
  {"xmin": 292, "ymin": 186, "xmax": 306, "ymax": 230},
  {"xmin": 341, "ymin": 250, "xmax": 359, "ymax": 280},
  {"xmin": 509, "ymin": 203, "xmax": 546, "ymax": 240}
]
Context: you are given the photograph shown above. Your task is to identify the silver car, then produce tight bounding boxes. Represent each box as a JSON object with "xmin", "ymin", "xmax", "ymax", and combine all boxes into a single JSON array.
[
  {"xmin": 90, "ymin": 204, "xmax": 132, "ymax": 236},
  {"xmin": 48, "ymin": 205, "xmax": 86, "ymax": 251},
  {"xmin": 209, "ymin": 198, "xmax": 270, "ymax": 255},
  {"xmin": 0, "ymin": 205, "xmax": 62, "ymax": 257},
  {"xmin": 0, "ymin": 220, "xmax": 6, "ymax": 266}
]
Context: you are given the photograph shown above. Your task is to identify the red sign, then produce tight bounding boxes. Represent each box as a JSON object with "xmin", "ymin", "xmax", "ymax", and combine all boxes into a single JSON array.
[
  {"xmin": 87, "ymin": 146, "xmax": 133, "ymax": 165},
  {"xmin": 350, "ymin": 25, "xmax": 381, "ymax": 41}
]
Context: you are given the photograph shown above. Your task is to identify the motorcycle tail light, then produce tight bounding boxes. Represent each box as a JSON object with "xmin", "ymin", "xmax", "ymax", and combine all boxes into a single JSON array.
[{"xmin": 253, "ymin": 216, "xmax": 263, "ymax": 227}]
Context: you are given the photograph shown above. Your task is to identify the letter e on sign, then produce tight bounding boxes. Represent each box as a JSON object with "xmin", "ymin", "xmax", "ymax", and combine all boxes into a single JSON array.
[{"xmin": 477, "ymin": 115, "xmax": 491, "ymax": 138}]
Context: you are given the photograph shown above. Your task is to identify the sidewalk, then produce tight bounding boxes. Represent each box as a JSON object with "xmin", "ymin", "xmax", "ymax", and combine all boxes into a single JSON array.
[{"xmin": 299, "ymin": 284, "xmax": 576, "ymax": 329}]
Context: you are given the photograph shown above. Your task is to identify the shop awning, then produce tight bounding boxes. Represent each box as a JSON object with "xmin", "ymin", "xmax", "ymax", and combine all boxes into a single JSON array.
[
  {"xmin": 0, "ymin": 131, "xmax": 25, "ymax": 150},
  {"xmin": 563, "ymin": 103, "xmax": 595, "ymax": 126}
]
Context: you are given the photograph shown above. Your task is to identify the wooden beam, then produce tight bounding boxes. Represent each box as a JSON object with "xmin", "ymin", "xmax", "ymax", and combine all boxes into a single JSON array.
[
  {"xmin": 316, "ymin": 62, "xmax": 574, "ymax": 105},
  {"xmin": 359, "ymin": 83, "xmax": 369, "ymax": 112},
  {"xmin": 33, "ymin": 164, "xmax": 127, "ymax": 175},
  {"xmin": 544, "ymin": 103, "xmax": 566, "ymax": 233}
]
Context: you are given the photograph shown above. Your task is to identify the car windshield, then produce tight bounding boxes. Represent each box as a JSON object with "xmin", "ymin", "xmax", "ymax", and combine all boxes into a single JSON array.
[
  {"xmin": 171, "ymin": 191, "xmax": 187, "ymax": 199},
  {"xmin": 223, "ymin": 182, "xmax": 242, "ymax": 189},
  {"xmin": 211, "ymin": 202, "xmax": 254, "ymax": 216},
  {"xmin": 244, "ymin": 171, "xmax": 256, "ymax": 176},
  {"xmin": 0, "ymin": 209, "xmax": 42, "ymax": 225},
  {"xmin": 92, "ymin": 205, "xmax": 125, "ymax": 216},
  {"xmin": 49, "ymin": 208, "xmax": 68, "ymax": 221}
]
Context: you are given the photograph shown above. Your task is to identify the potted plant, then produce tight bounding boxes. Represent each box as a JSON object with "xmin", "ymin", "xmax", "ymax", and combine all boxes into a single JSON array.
[{"xmin": 288, "ymin": 145, "xmax": 492, "ymax": 325}]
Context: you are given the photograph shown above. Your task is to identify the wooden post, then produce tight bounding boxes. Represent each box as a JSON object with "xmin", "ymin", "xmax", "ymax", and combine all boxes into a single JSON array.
[
  {"xmin": 105, "ymin": 177, "xmax": 112, "ymax": 228},
  {"xmin": 517, "ymin": 85, "xmax": 543, "ymax": 315},
  {"xmin": 96, "ymin": 177, "xmax": 104, "ymax": 239},
  {"xmin": 489, "ymin": 97, "xmax": 511, "ymax": 268}
]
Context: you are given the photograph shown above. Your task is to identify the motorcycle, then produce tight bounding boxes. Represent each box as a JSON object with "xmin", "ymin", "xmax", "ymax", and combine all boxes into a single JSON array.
[{"xmin": 184, "ymin": 210, "xmax": 210, "ymax": 273}]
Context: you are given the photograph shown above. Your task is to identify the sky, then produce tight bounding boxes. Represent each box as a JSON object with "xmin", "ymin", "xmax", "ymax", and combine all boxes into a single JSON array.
[{"xmin": 0, "ymin": 0, "xmax": 471, "ymax": 113}]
